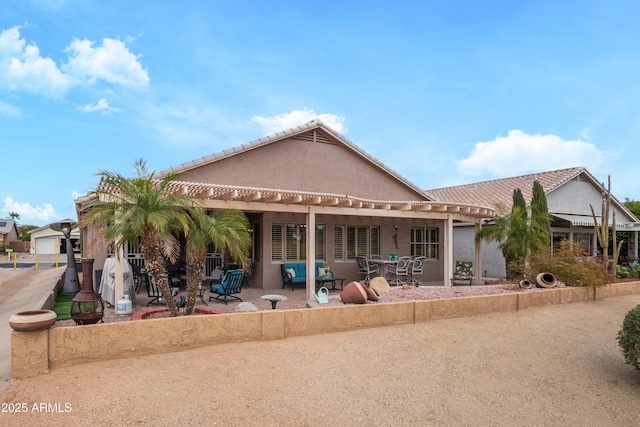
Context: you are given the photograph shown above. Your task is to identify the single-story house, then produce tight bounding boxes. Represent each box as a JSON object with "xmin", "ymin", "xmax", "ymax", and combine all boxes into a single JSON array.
[
  {"xmin": 76, "ymin": 120, "xmax": 495, "ymax": 300},
  {"xmin": 29, "ymin": 220, "xmax": 81, "ymax": 255},
  {"xmin": 428, "ymin": 167, "xmax": 640, "ymax": 278},
  {"xmin": 0, "ymin": 218, "xmax": 20, "ymax": 250}
]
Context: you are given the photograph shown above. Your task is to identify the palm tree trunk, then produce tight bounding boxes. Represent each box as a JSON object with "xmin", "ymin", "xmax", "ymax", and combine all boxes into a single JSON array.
[
  {"xmin": 142, "ymin": 229, "xmax": 177, "ymax": 316},
  {"xmin": 185, "ymin": 246, "xmax": 205, "ymax": 314}
]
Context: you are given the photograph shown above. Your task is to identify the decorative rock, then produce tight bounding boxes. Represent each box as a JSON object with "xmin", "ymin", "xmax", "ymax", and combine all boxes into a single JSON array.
[
  {"xmin": 369, "ymin": 277, "xmax": 391, "ymax": 294},
  {"xmin": 340, "ymin": 281, "xmax": 368, "ymax": 304},
  {"xmin": 9, "ymin": 310, "xmax": 57, "ymax": 331},
  {"xmin": 401, "ymin": 284, "xmax": 412, "ymax": 290},
  {"xmin": 235, "ymin": 302, "xmax": 259, "ymax": 312}
]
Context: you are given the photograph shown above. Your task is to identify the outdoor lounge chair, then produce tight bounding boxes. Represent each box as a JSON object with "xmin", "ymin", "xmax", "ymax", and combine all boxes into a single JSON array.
[
  {"xmin": 146, "ymin": 274, "xmax": 180, "ymax": 306},
  {"xmin": 451, "ymin": 260, "xmax": 474, "ymax": 286},
  {"xmin": 209, "ymin": 269, "xmax": 244, "ymax": 305}
]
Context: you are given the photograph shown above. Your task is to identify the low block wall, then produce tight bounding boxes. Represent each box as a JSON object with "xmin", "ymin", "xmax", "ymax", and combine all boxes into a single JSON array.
[{"xmin": 12, "ymin": 281, "xmax": 640, "ymax": 379}]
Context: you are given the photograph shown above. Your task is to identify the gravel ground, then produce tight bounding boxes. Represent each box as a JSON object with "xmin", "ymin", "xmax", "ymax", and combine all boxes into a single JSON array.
[{"xmin": 2, "ymin": 291, "xmax": 640, "ymax": 426}]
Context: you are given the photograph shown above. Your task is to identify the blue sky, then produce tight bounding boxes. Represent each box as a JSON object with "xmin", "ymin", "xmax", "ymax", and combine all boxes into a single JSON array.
[{"xmin": 2, "ymin": 0, "xmax": 640, "ymax": 226}]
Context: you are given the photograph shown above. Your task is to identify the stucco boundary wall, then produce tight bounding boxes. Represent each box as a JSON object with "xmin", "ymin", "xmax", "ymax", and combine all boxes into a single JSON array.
[{"xmin": 11, "ymin": 281, "xmax": 640, "ymax": 379}]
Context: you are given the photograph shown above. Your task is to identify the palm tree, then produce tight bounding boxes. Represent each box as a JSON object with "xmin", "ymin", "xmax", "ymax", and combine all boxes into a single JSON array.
[
  {"xmin": 183, "ymin": 209, "xmax": 251, "ymax": 314},
  {"xmin": 82, "ymin": 159, "xmax": 200, "ymax": 316},
  {"xmin": 476, "ymin": 184, "xmax": 550, "ymax": 279}
]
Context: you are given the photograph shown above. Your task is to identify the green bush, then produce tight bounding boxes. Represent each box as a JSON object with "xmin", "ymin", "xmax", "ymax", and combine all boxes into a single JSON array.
[
  {"xmin": 521, "ymin": 240, "xmax": 610, "ymax": 287},
  {"xmin": 616, "ymin": 265, "xmax": 630, "ymax": 278},
  {"xmin": 617, "ymin": 304, "xmax": 640, "ymax": 371}
]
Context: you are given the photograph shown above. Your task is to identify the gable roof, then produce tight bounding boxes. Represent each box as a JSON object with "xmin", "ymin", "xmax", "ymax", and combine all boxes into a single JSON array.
[
  {"xmin": 155, "ymin": 120, "xmax": 435, "ymax": 202},
  {"xmin": 0, "ymin": 218, "xmax": 18, "ymax": 235},
  {"xmin": 428, "ymin": 167, "xmax": 639, "ymax": 225},
  {"xmin": 428, "ymin": 167, "xmax": 589, "ymax": 211}
]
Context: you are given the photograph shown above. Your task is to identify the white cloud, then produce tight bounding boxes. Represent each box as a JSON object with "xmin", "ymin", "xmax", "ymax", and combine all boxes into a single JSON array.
[
  {"xmin": 251, "ymin": 109, "xmax": 347, "ymax": 135},
  {"xmin": 77, "ymin": 98, "xmax": 120, "ymax": 114},
  {"xmin": 0, "ymin": 100, "xmax": 22, "ymax": 118},
  {"xmin": 0, "ymin": 26, "xmax": 149, "ymax": 98},
  {"xmin": 3, "ymin": 197, "xmax": 57, "ymax": 222},
  {"xmin": 0, "ymin": 26, "xmax": 73, "ymax": 97},
  {"xmin": 64, "ymin": 38, "xmax": 149, "ymax": 88},
  {"xmin": 457, "ymin": 130, "xmax": 607, "ymax": 177}
]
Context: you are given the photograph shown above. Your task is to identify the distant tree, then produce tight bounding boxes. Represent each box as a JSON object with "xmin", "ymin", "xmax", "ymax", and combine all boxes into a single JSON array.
[
  {"xmin": 18, "ymin": 224, "xmax": 38, "ymax": 242},
  {"xmin": 9, "ymin": 212, "xmax": 20, "ymax": 223},
  {"xmin": 624, "ymin": 198, "xmax": 640, "ymax": 219}
]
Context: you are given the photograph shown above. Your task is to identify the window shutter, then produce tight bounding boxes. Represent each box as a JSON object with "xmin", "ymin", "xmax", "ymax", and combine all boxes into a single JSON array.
[{"xmin": 271, "ymin": 224, "xmax": 283, "ymax": 261}]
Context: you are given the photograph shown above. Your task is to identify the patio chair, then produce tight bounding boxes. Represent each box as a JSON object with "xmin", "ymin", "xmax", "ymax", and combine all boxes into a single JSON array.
[
  {"xmin": 451, "ymin": 260, "xmax": 474, "ymax": 286},
  {"xmin": 356, "ymin": 256, "xmax": 378, "ymax": 284},
  {"xmin": 409, "ymin": 256, "xmax": 426, "ymax": 286},
  {"xmin": 209, "ymin": 269, "xmax": 244, "ymax": 305},
  {"xmin": 388, "ymin": 256, "xmax": 411, "ymax": 285}
]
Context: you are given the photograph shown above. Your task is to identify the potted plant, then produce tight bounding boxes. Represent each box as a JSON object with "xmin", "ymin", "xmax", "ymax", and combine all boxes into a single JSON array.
[{"xmin": 389, "ymin": 253, "xmax": 397, "ymax": 261}]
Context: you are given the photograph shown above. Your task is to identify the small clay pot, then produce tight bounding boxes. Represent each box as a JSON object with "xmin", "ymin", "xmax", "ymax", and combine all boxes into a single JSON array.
[{"xmin": 9, "ymin": 310, "xmax": 57, "ymax": 331}]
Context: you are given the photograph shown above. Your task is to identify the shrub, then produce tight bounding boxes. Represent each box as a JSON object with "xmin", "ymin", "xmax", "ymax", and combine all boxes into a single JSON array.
[
  {"xmin": 617, "ymin": 304, "xmax": 640, "ymax": 371},
  {"xmin": 523, "ymin": 240, "xmax": 611, "ymax": 287}
]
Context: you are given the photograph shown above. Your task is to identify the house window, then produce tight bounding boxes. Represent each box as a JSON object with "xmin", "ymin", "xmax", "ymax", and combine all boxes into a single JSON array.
[
  {"xmin": 573, "ymin": 232, "xmax": 592, "ymax": 255},
  {"xmin": 334, "ymin": 226, "xmax": 380, "ymax": 260},
  {"xmin": 410, "ymin": 227, "xmax": 439, "ymax": 259},
  {"xmin": 271, "ymin": 223, "xmax": 326, "ymax": 262}
]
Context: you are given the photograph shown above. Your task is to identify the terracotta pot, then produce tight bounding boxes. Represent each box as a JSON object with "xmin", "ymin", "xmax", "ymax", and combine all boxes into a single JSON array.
[
  {"xmin": 340, "ymin": 281, "xmax": 368, "ymax": 304},
  {"xmin": 9, "ymin": 310, "xmax": 57, "ymax": 331},
  {"xmin": 535, "ymin": 272, "xmax": 557, "ymax": 288}
]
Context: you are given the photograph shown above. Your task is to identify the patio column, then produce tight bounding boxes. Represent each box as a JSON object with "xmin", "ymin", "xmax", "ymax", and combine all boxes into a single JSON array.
[
  {"xmin": 444, "ymin": 216, "xmax": 453, "ymax": 287},
  {"xmin": 114, "ymin": 246, "xmax": 125, "ymax": 303},
  {"xmin": 474, "ymin": 222, "xmax": 482, "ymax": 285},
  {"xmin": 306, "ymin": 207, "xmax": 317, "ymax": 301}
]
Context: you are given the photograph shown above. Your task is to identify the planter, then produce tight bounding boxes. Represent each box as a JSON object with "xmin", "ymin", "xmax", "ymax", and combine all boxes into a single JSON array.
[
  {"xmin": 131, "ymin": 306, "xmax": 222, "ymax": 320},
  {"xmin": 9, "ymin": 310, "xmax": 57, "ymax": 331},
  {"xmin": 535, "ymin": 272, "xmax": 557, "ymax": 288}
]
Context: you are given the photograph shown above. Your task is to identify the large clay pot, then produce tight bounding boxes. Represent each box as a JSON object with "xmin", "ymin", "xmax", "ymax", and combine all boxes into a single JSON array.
[
  {"xmin": 340, "ymin": 281, "xmax": 368, "ymax": 304},
  {"xmin": 535, "ymin": 272, "xmax": 557, "ymax": 288},
  {"xmin": 9, "ymin": 310, "xmax": 57, "ymax": 331}
]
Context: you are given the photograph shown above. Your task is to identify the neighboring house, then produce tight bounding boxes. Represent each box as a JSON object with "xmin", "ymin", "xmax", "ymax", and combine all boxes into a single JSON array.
[
  {"xmin": 76, "ymin": 120, "xmax": 495, "ymax": 297},
  {"xmin": 428, "ymin": 167, "xmax": 640, "ymax": 278},
  {"xmin": 29, "ymin": 220, "xmax": 80, "ymax": 255},
  {"xmin": 0, "ymin": 218, "xmax": 20, "ymax": 250}
]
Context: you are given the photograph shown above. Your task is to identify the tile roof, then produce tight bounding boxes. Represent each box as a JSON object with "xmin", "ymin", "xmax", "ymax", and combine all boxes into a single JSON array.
[{"xmin": 427, "ymin": 167, "xmax": 587, "ymax": 212}]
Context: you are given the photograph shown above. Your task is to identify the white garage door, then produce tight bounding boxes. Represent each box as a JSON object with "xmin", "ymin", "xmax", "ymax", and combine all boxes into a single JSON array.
[{"xmin": 36, "ymin": 237, "xmax": 58, "ymax": 254}]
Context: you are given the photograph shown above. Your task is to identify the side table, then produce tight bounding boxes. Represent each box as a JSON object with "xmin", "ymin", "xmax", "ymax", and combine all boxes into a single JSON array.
[{"xmin": 261, "ymin": 294, "xmax": 287, "ymax": 309}]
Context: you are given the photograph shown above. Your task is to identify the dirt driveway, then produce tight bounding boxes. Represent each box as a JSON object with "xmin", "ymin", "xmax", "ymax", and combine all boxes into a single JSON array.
[{"xmin": 1, "ymin": 293, "xmax": 640, "ymax": 426}]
